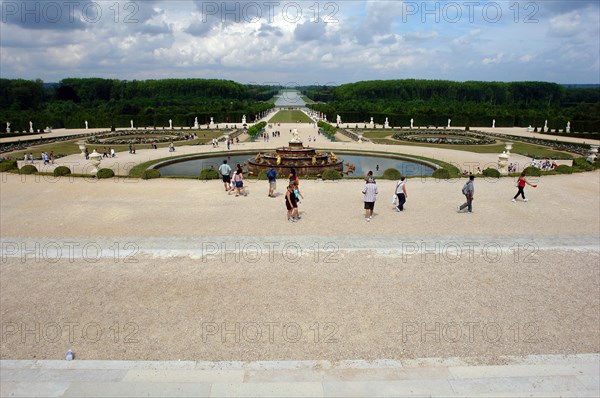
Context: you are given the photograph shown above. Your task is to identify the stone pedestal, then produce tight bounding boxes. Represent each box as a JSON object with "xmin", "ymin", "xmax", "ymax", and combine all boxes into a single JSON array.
[
  {"xmin": 89, "ymin": 149, "xmax": 102, "ymax": 176},
  {"xmin": 498, "ymin": 151, "xmax": 509, "ymax": 175},
  {"xmin": 78, "ymin": 141, "xmax": 87, "ymax": 158}
]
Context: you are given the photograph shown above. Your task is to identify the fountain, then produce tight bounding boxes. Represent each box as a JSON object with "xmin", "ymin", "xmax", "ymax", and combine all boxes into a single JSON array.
[{"xmin": 247, "ymin": 129, "xmax": 344, "ymax": 177}]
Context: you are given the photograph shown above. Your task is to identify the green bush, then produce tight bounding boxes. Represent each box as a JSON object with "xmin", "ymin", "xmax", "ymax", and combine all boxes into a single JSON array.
[
  {"xmin": 53, "ymin": 166, "xmax": 71, "ymax": 176},
  {"xmin": 142, "ymin": 169, "xmax": 161, "ymax": 179},
  {"xmin": 594, "ymin": 157, "xmax": 600, "ymax": 169},
  {"xmin": 322, "ymin": 169, "xmax": 342, "ymax": 180},
  {"xmin": 247, "ymin": 121, "xmax": 267, "ymax": 137},
  {"xmin": 382, "ymin": 168, "xmax": 402, "ymax": 180},
  {"xmin": 572, "ymin": 157, "xmax": 593, "ymax": 171},
  {"xmin": 0, "ymin": 160, "xmax": 18, "ymax": 172},
  {"xmin": 482, "ymin": 168, "xmax": 501, "ymax": 178},
  {"xmin": 523, "ymin": 166, "xmax": 541, "ymax": 176},
  {"xmin": 96, "ymin": 168, "xmax": 115, "ymax": 179},
  {"xmin": 198, "ymin": 168, "xmax": 220, "ymax": 180},
  {"xmin": 257, "ymin": 170, "xmax": 268, "ymax": 180},
  {"xmin": 555, "ymin": 165, "xmax": 573, "ymax": 174},
  {"xmin": 431, "ymin": 168, "xmax": 450, "ymax": 179},
  {"xmin": 19, "ymin": 165, "xmax": 38, "ymax": 174}
]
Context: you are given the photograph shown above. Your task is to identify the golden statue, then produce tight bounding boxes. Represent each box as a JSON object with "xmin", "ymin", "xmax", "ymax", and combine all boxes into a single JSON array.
[
  {"xmin": 255, "ymin": 153, "xmax": 261, "ymax": 162},
  {"xmin": 276, "ymin": 155, "xmax": 281, "ymax": 165},
  {"xmin": 312, "ymin": 155, "xmax": 317, "ymax": 165},
  {"xmin": 330, "ymin": 152, "xmax": 337, "ymax": 162}
]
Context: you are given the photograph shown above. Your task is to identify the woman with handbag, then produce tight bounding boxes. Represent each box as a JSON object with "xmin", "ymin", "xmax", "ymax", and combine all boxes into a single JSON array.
[{"xmin": 395, "ymin": 177, "xmax": 407, "ymax": 212}]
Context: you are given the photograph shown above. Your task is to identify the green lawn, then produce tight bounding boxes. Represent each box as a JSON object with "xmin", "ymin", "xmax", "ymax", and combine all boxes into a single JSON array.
[
  {"xmin": 3, "ymin": 132, "xmax": 223, "ymax": 160},
  {"xmin": 268, "ymin": 110, "xmax": 313, "ymax": 123},
  {"xmin": 362, "ymin": 131, "xmax": 573, "ymax": 159}
]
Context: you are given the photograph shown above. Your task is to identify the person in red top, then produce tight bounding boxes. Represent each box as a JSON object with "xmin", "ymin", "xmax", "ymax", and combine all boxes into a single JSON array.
[{"xmin": 512, "ymin": 171, "xmax": 537, "ymax": 202}]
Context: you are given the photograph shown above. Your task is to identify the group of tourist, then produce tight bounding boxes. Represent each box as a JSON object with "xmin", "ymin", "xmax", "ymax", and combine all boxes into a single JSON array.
[
  {"xmin": 530, "ymin": 158, "xmax": 558, "ymax": 171},
  {"xmin": 218, "ymin": 160, "xmax": 247, "ymax": 197},
  {"xmin": 24, "ymin": 151, "xmax": 54, "ymax": 165},
  {"xmin": 102, "ymin": 147, "xmax": 116, "ymax": 158}
]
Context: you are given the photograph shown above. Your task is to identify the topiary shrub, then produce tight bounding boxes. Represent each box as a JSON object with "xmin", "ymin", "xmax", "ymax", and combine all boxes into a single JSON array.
[
  {"xmin": 555, "ymin": 165, "xmax": 573, "ymax": 174},
  {"xmin": 53, "ymin": 166, "xmax": 71, "ymax": 176},
  {"xmin": 141, "ymin": 169, "xmax": 161, "ymax": 180},
  {"xmin": 523, "ymin": 166, "xmax": 541, "ymax": 176},
  {"xmin": 482, "ymin": 168, "xmax": 501, "ymax": 178},
  {"xmin": 96, "ymin": 168, "xmax": 115, "ymax": 179},
  {"xmin": 0, "ymin": 160, "xmax": 18, "ymax": 172},
  {"xmin": 257, "ymin": 170, "xmax": 268, "ymax": 180},
  {"xmin": 432, "ymin": 168, "xmax": 450, "ymax": 179},
  {"xmin": 322, "ymin": 169, "xmax": 342, "ymax": 180},
  {"xmin": 19, "ymin": 165, "xmax": 38, "ymax": 174},
  {"xmin": 382, "ymin": 168, "xmax": 402, "ymax": 180},
  {"xmin": 198, "ymin": 168, "xmax": 220, "ymax": 180}
]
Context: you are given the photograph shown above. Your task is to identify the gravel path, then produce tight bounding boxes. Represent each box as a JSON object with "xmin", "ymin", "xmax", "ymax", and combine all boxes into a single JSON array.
[{"xmin": 1, "ymin": 170, "xmax": 598, "ymax": 363}]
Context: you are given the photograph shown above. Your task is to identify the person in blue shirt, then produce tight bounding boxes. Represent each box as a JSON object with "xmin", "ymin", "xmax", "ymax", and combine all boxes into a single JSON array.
[{"xmin": 267, "ymin": 167, "xmax": 277, "ymax": 197}]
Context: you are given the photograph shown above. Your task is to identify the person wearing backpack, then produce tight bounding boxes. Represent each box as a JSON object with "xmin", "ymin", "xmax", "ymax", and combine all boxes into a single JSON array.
[{"xmin": 458, "ymin": 175, "xmax": 475, "ymax": 213}]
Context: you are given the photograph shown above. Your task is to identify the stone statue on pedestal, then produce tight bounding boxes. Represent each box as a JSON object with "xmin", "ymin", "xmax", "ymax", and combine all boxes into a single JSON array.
[
  {"xmin": 130, "ymin": 120, "xmax": 134, "ymax": 129},
  {"xmin": 169, "ymin": 119, "xmax": 173, "ymax": 129},
  {"xmin": 447, "ymin": 119, "xmax": 451, "ymax": 128},
  {"xmin": 410, "ymin": 118, "xmax": 414, "ymax": 129},
  {"xmin": 6, "ymin": 122, "xmax": 10, "ymax": 133},
  {"xmin": 85, "ymin": 120, "xmax": 88, "ymax": 129},
  {"xmin": 566, "ymin": 121, "xmax": 570, "ymax": 133},
  {"xmin": 29, "ymin": 121, "xmax": 33, "ymax": 133},
  {"xmin": 492, "ymin": 119, "xmax": 496, "ymax": 128}
]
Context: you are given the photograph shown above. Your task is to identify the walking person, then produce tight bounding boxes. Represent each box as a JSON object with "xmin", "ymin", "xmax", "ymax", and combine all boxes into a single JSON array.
[
  {"xmin": 395, "ymin": 176, "xmax": 407, "ymax": 212},
  {"xmin": 285, "ymin": 184, "xmax": 298, "ymax": 222},
  {"xmin": 267, "ymin": 166, "xmax": 277, "ymax": 197},
  {"xmin": 512, "ymin": 171, "xmax": 537, "ymax": 202},
  {"xmin": 233, "ymin": 165, "xmax": 246, "ymax": 197},
  {"xmin": 218, "ymin": 160, "xmax": 232, "ymax": 192},
  {"xmin": 458, "ymin": 175, "xmax": 475, "ymax": 213},
  {"xmin": 362, "ymin": 174, "xmax": 378, "ymax": 221}
]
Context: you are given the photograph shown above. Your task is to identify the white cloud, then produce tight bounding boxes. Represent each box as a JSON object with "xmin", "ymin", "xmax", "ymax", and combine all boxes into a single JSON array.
[{"xmin": 0, "ymin": 0, "xmax": 598, "ymax": 84}]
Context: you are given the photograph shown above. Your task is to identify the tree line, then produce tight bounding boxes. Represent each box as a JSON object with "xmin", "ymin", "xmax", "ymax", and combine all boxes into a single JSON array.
[
  {"xmin": 0, "ymin": 78, "xmax": 279, "ymax": 131},
  {"xmin": 302, "ymin": 80, "xmax": 600, "ymax": 132}
]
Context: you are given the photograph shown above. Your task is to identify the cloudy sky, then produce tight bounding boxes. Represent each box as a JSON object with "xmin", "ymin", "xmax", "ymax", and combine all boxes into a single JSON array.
[{"xmin": 1, "ymin": 0, "xmax": 599, "ymax": 85}]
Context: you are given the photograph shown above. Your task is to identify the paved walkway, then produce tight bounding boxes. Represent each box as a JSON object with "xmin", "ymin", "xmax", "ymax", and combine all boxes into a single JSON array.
[{"xmin": 1, "ymin": 354, "xmax": 598, "ymax": 397}]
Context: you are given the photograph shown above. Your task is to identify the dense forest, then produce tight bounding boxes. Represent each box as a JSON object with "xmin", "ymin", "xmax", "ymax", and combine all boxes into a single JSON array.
[
  {"xmin": 301, "ymin": 80, "xmax": 600, "ymax": 132},
  {"xmin": 0, "ymin": 78, "xmax": 279, "ymax": 131},
  {"xmin": 1, "ymin": 78, "xmax": 599, "ymax": 133}
]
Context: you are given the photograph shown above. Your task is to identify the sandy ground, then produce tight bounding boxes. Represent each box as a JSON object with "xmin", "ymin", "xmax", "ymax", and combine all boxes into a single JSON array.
[{"xmin": 1, "ymin": 169, "xmax": 599, "ymax": 363}]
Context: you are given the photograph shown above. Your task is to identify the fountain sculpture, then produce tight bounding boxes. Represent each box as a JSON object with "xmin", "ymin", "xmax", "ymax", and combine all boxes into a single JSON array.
[{"xmin": 247, "ymin": 129, "xmax": 344, "ymax": 177}]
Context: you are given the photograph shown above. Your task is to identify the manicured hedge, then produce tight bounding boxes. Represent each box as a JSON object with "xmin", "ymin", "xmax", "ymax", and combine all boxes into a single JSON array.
[
  {"xmin": 382, "ymin": 168, "xmax": 402, "ymax": 180},
  {"xmin": 0, "ymin": 160, "xmax": 18, "ymax": 172},
  {"xmin": 555, "ymin": 165, "xmax": 573, "ymax": 174},
  {"xmin": 142, "ymin": 169, "xmax": 161, "ymax": 179},
  {"xmin": 97, "ymin": 168, "xmax": 115, "ymax": 179},
  {"xmin": 53, "ymin": 166, "xmax": 71, "ymax": 176},
  {"xmin": 482, "ymin": 168, "xmax": 500, "ymax": 178},
  {"xmin": 198, "ymin": 168, "xmax": 220, "ymax": 180},
  {"xmin": 19, "ymin": 165, "xmax": 38, "ymax": 174},
  {"xmin": 523, "ymin": 166, "xmax": 541, "ymax": 177},
  {"xmin": 431, "ymin": 168, "xmax": 451, "ymax": 179},
  {"xmin": 322, "ymin": 169, "xmax": 342, "ymax": 180}
]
